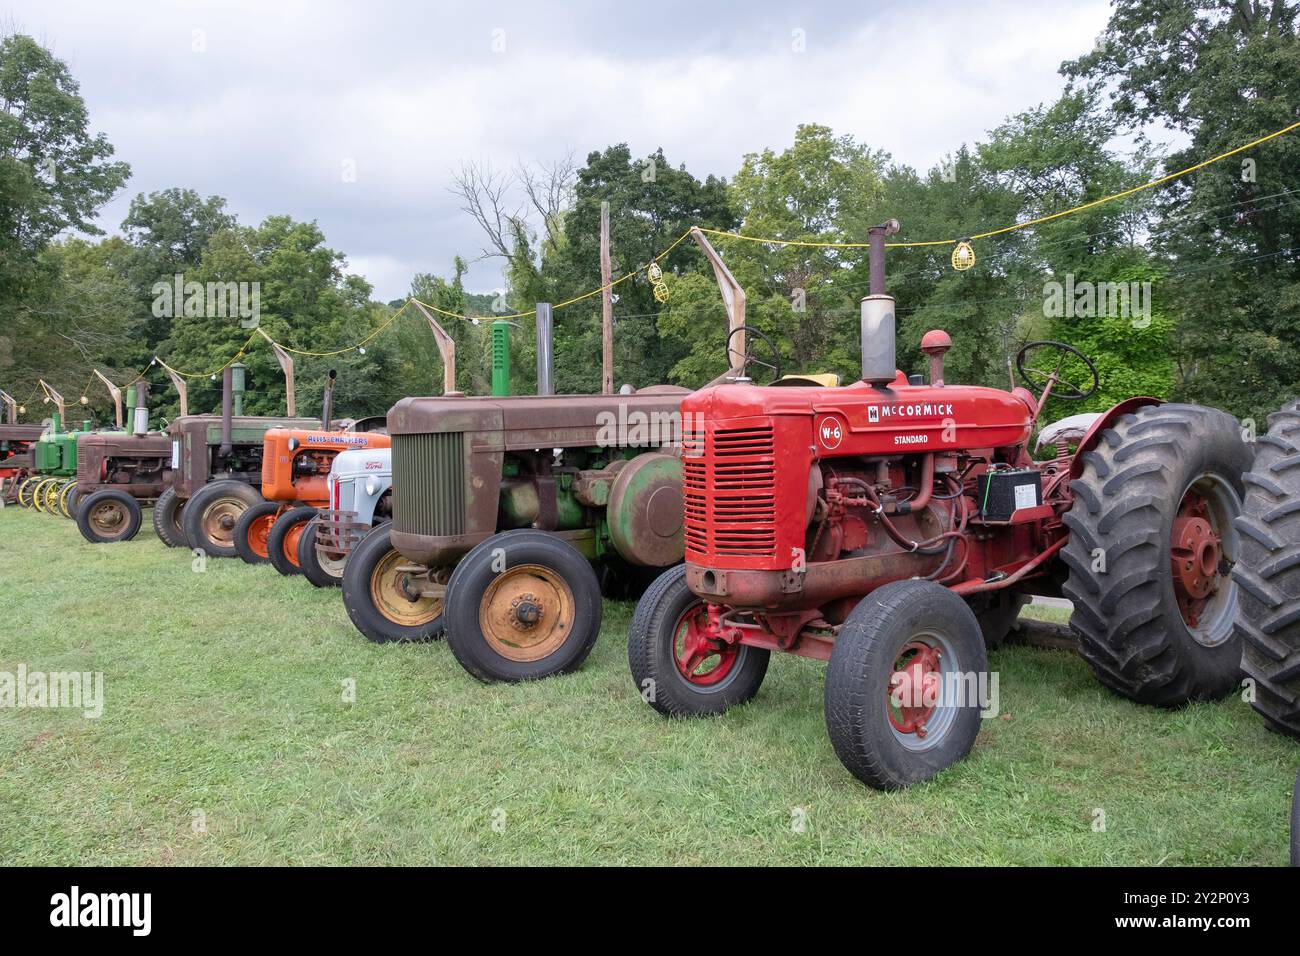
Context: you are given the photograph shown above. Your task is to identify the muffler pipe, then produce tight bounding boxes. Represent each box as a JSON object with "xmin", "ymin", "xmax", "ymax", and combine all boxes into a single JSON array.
[
  {"xmin": 220, "ymin": 366, "xmax": 233, "ymax": 457},
  {"xmin": 861, "ymin": 219, "xmax": 900, "ymax": 386},
  {"xmin": 321, "ymin": 369, "xmax": 336, "ymax": 431},
  {"xmin": 536, "ymin": 302, "xmax": 554, "ymax": 396},
  {"xmin": 133, "ymin": 381, "xmax": 150, "ymax": 436}
]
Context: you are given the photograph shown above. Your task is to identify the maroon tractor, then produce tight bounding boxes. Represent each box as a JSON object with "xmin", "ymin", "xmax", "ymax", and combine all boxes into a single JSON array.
[
  {"xmin": 73, "ymin": 382, "xmax": 174, "ymax": 543},
  {"xmin": 629, "ymin": 219, "xmax": 1250, "ymax": 790}
]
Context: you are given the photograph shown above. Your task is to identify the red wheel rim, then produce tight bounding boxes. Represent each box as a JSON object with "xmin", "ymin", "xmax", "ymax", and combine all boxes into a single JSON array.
[
  {"xmin": 249, "ymin": 514, "xmax": 274, "ymax": 559},
  {"xmin": 888, "ymin": 640, "xmax": 942, "ymax": 738},
  {"xmin": 673, "ymin": 603, "xmax": 739, "ymax": 686},
  {"xmin": 1170, "ymin": 489, "xmax": 1222, "ymax": 629},
  {"xmin": 284, "ymin": 521, "xmax": 305, "ymax": 568}
]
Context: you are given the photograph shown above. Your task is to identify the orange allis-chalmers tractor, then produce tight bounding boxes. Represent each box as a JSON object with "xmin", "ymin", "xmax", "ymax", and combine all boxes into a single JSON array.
[
  {"xmin": 232, "ymin": 371, "xmax": 389, "ymax": 575},
  {"xmin": 629, "ymin": 219, "xmax": 1251, "ymax": 790}
]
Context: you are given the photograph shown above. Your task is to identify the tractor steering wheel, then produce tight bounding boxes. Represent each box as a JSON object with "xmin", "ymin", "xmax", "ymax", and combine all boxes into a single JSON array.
[
  {"xmin": 726, "ymin": 326, "xmax": 783, "ymax": 384},
  {"xmin": 1015, "ymin": 340, "xmax": 1099, "ymax": 401}
]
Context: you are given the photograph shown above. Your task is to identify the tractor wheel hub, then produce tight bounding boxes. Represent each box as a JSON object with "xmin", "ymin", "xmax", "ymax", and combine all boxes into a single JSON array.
[{"xmin": 510, "ymin": 593, "xmax": 543, "ymax": 630}]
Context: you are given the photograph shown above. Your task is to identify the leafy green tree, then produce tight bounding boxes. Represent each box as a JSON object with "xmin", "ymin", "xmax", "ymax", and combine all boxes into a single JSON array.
[{"xmin": 1065, "ymin": 0, "xmax": 1300, "ymax": 421}]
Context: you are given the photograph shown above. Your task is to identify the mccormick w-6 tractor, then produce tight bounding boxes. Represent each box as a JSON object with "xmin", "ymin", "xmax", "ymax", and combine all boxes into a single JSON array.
[
  {"xmin": 233, "ymin": 371, "xmax": 389, "ymax": 575},
  {"xmin": 297, "ymin": 446, "xmax": 392, "ymax": 588},
  {"xmin": 628, "ymin": 219, "xmax": 1250, "ymax": 790}
]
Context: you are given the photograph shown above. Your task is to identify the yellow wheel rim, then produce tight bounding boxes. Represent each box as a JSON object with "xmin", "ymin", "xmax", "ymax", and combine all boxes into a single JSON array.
[
  {"xmin": 44, "ymin": 481, "xmax": 64, "ymax": 513},
  {"xmin": 478, "ymin": 564, "xmax": 576, "ymax": 663},
  {"xmin": 369, "ymin": 550, "xmax": 444, "ymax": 627},
  {"xmin": 200, "ymin": 494, "xmax": 249, "ymax": 549},
  {"xmin": 32, "ymin": 479, "xmax": 53, "ymax": 512},
  {"xmin": 17, "ymin": 479, "xmax": 35, "ymax": 508}
]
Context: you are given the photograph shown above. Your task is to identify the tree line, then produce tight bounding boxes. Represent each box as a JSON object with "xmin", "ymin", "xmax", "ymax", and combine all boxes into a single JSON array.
[{"xmin": 1, "ymin": 0, "xmax": 1297, "ymax": 427}]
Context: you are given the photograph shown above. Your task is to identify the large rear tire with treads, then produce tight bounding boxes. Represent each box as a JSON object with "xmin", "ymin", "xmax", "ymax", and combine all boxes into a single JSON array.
[
  {"xmin": 1062, "ymin": 403, "xmax": 1250, "ymax": 706},
  {"xmin": 1232, "ymin": 399, "xmax": 1300, "ymax": 738}
]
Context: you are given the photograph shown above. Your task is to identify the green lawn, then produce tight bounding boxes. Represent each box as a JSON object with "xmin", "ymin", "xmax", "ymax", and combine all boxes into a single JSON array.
[{"xmin": 0, "ymin": 506, "xmax": 1295, "ymax": 865}]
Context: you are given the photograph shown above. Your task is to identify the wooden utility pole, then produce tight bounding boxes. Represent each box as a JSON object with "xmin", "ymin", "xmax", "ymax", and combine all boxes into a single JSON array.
[{"xmin": 600, "ymin": 200, "xmax": 614, "ymax": 394}]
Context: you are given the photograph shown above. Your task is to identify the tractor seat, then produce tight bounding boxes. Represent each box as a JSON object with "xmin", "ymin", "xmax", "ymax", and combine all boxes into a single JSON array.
[{"xmin": 768, "ymin": 373, "xmax": 841, "ymax": 388}]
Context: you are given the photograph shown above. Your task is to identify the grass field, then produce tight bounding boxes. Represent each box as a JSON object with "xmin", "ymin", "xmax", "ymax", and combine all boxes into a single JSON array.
[{"xmin": 1, "ymin": 506, "xmax": 1295, "ymax": 866}]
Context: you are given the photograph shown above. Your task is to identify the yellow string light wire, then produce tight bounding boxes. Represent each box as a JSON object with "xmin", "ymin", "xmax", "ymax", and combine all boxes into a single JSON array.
[
  {"xmin": 15, "ymin": 119, "xmax": 1296, "ymax": 397},
  {"xmin": 699, "ymin": 118, "xmax": 1300, "ymax": 249}
]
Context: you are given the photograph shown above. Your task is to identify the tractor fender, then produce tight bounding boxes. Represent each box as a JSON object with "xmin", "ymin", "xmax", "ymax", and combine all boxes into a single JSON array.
[{"xmin": 1068, "ymin": 396, "xmax": 1162, "ymax": 479}]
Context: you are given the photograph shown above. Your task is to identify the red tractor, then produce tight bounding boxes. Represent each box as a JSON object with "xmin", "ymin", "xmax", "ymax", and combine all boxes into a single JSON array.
[{"xmin": 629, "ymin": 219, "xmax": 1250, "ymax": 790}]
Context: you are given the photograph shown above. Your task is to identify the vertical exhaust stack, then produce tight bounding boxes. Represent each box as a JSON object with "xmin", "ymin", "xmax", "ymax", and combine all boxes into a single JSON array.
[
  {"xmin": 133, "ymin": 381, "xmax": 150, "ymax": 436},
  {"xmin": 321, "ymin": 369, "xmax": 337, "ymax": 431},
  {"xmin": 860, "ymin": 219, "xmax": 901, "ymax": 386},
  {"xmin": 536, "ymin": 302, "xmax": 554, "ymax": 396},
  {"xmin": 220, "ymin": 366, "xmax": 234, "ymax": 458}
]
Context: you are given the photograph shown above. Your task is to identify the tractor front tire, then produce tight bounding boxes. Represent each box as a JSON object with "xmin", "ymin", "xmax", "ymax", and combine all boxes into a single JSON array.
[
  {"xmin": 341, "ymin": 525, "xmax": 445, "ymax": 643},
  {"xmin": 297, "ymin": 514, "xmax": 348, "ymax": 588},
  {"xmin": 233, "ymin": 501, "xmax": 281, "ymax": 565},
  {"xmin": 183, "ymin": 480, "xmax": 263, "ymax": 558},
  {"xmin": 1233, "ymin": 400, "xmax": 1300, "ymax": 738},
  {"xmin": 267, "ymin": 506, "xmax": 317, "ymax": 577},
  {"xmin": 825, "ymin": 579, "xmax": 987, "ymax": 790},
  {"xmin": 16, "ymin": 477, "xmax": 37, "ymax": 509},
  {"xmin": 76, "ymin": 490, "xmax": 143, "ymax": 543},
  {"xmin": 60, "ymin": 482, "xmax": 79, "ymax": 519},
  {"xmin": 1063, "ymin": 403, "xmax": 1250, "ymax": 706},
  {"xmin": 628, "ymin": 563, "xmax": 770, "ymax": 716},
  {"xmin": 152, "ymin": 488, "xmax": 188, "ymax": 548},
  {"xmin": 445, "ymin": 530, "xmax": 602, "ymax": 683}
]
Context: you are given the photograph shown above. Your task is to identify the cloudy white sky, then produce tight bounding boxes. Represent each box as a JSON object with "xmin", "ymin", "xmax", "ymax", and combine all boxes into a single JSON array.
[{"xmin": 8, "ymin": 0, "xmax": 1115, "ymax": 300}]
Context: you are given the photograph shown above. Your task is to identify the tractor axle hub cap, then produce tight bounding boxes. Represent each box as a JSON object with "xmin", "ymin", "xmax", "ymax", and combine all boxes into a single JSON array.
[
  {"xmin": 672, "ymin": 604, "xmax": 739, "ymax": 686},
  {"xmin": 510, "ymin": 594, "xmax": 543, "ymax": 629},
  {"xmin": 889, "ymin": 641, "xmax": 942, "ymax": 738},
  {"xmin": 1170, "ymin": 490, "xmax": 1225, "ymax": 629}
]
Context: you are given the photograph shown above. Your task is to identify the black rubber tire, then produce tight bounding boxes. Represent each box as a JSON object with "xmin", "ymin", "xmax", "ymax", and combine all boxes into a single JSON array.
[
  {"xmin": 233, "ymin": 501, "xmax": 281, "ymax": 565},
  {"xmin": 968, "ymin": 591, "xmax": 1029, "ymax": 649},
  {"xmin": 63, "ymin": 484, "xmax": 80, "ymax": 520},
  {"xmin": 1232, "ymin": 400, "xmax": 1300, "ymax": 737},
  {"xmin": 444, "ymin": 529, "xmax": 603, "ymax": 683},
  {"xmin": 266, "ymin": 506, "xmax": 317, "ymax": 576},
  {"xmin": 297, "ymin": 514, "xmax": 347, "ymax": 588},
  {"xmin": 183, "ymin": 480, "xmax": 263, "ymax": 558},
  {"xmin": 341, "ymin": 525, "xmax": 444, "ymax": 643},
  {"xmin": 75, "ymin": 489, "xmax": 143, "ymax": 543},
  {"xmin": 825, "ymin": 579, "xmax": 987, "ymax": 790},
  {"xmin": 151, "ymin": 487, "xmax": 188, "ymax": 549},
  {"xmin": 1062, "ymin": 403, "xmax": 1251, "ymax": 706},
  {"xmin": 628, "ymin": 564, "xmax": 770, "ymax": 716}
]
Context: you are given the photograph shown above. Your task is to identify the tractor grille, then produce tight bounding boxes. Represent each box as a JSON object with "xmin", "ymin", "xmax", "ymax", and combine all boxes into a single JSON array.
[
  {"xmin": 392, "ymin": 432, "xmax": 465, "ymax": 537},
  {"xmin": 683, "ymin": 423, "xmax": 776, "ymax": 558}
]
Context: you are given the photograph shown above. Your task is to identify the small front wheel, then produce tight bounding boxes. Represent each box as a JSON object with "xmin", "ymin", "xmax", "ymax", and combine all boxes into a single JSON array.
[
  {"xmin": 444, "ymin": 530, "xmax": 603, "ymax": 682},
  {"xmin": 628, "ymin": 564, "xmax": 769, "ymax": 716},
  {"xmin": 341, "ymin": 525, "xmax": 446, "ymax": 643},
  {"xmin": 297, "ymin": 514, "xmax": 348, "ymax": 588},
  {"xmin": 152, "ymin": 487, "xmax": 188, "ymax": 548},
  {"xmin": 76, "ymin": 490, "xmax": 144, "ymax": 543},
  {"xmin": 267, "ymin": 505, "xmax": 317, "ymax": 577},
  {"xmin": 824, "ymin": 579, "xmax": 988, "ymax": 790}
]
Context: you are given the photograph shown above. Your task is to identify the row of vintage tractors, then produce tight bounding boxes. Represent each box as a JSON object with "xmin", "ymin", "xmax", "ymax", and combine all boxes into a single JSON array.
[{"xmin": 4, "ymin": 222, "xmax": 1297, "ymax": 801}]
